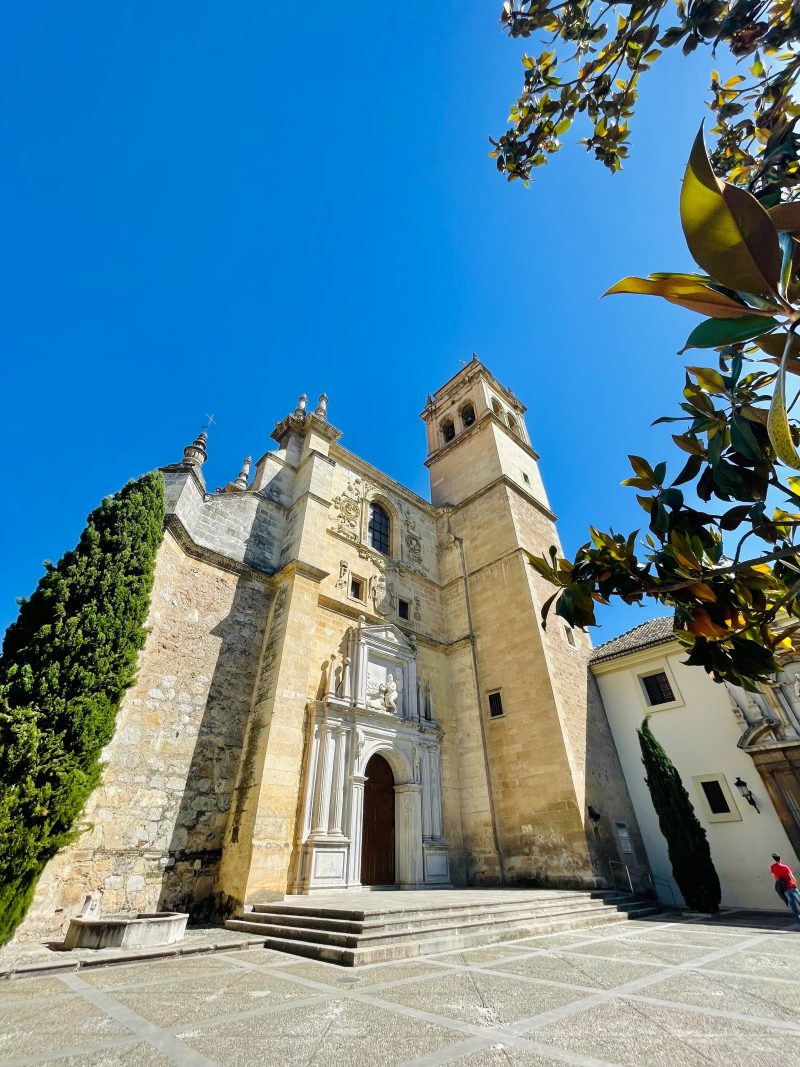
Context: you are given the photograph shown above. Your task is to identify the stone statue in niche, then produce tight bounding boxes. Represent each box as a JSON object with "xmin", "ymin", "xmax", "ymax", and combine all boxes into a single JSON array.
[
  {"xmin": 366, "ymin": 662, "xmax": 402, "ymax": 713},
  {"xmin": 794, "ymin": 673, "xmax": 800, "ymax": 701},
  {"xmin": 412, "ymin": 745, "xmax": 421, "ymax": 783},
  {"xmin": 726, "ymin": 684, "xmax": 746, "ymax": 726},
  {"xmin": 383, "ymin": 673, "xmax": 398, "ymax": 710}
]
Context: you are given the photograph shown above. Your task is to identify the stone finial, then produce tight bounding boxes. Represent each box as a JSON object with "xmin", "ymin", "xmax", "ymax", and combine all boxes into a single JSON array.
[
  {"xmin": 234, "ymin": 456, "xmax": 252, "ymax": 491},
  {"xmin": 294, "ymin": 394, "xmax": 308, "ymax": 417},
  {"xmin": 183, "ymin": 431, "xmax": 208, "ymax": 467},
  {"xmin": 314, "ymin": 393, "xmax": 328, "ymax": 420}
]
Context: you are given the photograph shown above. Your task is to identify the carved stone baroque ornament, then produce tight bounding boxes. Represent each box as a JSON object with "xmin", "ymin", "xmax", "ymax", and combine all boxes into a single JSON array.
[{"xmin": 331, "ymin": 478, "xmax": 362, "ymax": 540}]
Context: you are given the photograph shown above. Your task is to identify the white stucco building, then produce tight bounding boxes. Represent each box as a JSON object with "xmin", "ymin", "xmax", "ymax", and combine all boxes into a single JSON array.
[{"xmin": 593, "ymin": 617, "xmax": 800, "ymax": 911}]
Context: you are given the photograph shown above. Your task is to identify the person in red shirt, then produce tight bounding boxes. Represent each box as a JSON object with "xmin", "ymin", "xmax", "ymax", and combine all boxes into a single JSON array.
[{"xmin": 771, "ymin": 853, "xmax": 800, "ymax": 923}]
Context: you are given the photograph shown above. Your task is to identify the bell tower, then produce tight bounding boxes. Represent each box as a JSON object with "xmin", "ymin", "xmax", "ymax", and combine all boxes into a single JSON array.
[{"xmin": 423, "ymin": 357, "xmax": 630, "ymax": 886}]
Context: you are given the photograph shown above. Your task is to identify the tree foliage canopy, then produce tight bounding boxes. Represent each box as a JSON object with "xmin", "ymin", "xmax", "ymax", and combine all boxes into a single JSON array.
[
  {"xmin": 0, "ymin": 472, "xmax": 164, "ymax": 944},
  {"xmin": 495, "ymin": 1, "xmax": 800, "ymax": 688},
  {"xmin": 493, "ymin": 0, "xmax": 800, "ymax": 201},
  {"xmin": 530, "ymin": 128, "xmax": 800, "ymax": 688},
  {"xmin": 638, "ymin": 717, "xmax": 721, "ymax": 912}
]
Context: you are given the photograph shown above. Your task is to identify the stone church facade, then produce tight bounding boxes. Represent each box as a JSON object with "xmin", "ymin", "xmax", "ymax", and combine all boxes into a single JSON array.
[{"xmin": 17, "ymin": 358, "xmax": 645, "ymax": 942}]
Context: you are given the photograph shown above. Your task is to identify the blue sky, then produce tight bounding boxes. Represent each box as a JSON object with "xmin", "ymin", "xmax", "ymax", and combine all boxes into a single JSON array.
[{"xmin": 0, "ymin": 4, "xmax": 739, "ymax": 644}]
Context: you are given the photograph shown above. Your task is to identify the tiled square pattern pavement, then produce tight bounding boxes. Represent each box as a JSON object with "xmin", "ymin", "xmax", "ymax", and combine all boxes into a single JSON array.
[{"xmin": 3, "ymin": 912, "xmax": 800, "ymax": 1066}]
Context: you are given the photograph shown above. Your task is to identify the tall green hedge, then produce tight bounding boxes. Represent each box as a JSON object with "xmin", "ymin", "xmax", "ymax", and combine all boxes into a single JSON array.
[
  {"xmin": 0, "ymin": 472, "xmax": 165, "ymax": 944},
  {"xmin": 638, "ymin": 717, "xmax": 721, "ymax": 913}
]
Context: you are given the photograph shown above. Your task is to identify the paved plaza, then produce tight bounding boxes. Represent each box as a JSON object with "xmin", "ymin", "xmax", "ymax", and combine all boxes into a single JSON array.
[{"xmin": 3, "ymin": 911, "xmax": 800, "ymax": 1066}]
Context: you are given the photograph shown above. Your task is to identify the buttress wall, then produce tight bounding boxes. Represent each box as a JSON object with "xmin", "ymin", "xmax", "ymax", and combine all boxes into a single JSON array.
[{"xmin": 16, "ymin": 530, "xmax": 270, "ymax": 942}]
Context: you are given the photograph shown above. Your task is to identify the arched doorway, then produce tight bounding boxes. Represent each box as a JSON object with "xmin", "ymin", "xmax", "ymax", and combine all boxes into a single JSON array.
[{"xmin": 361, "ymin": 754, "xmax": 395, "ymax": 885}]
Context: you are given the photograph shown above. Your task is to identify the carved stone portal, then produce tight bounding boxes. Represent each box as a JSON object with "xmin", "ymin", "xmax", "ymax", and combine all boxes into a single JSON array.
[{"xmin": 293, "ymin": 620, "xmax": 448, "ymax": 893}]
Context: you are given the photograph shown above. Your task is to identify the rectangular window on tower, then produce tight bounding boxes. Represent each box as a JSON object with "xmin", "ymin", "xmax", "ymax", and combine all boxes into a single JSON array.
[
  {"xmin": 488, "ymin": 691, "xmax": 504, "ymax": 719},
  {"xmin": 398, "ymin": 598, "xmax": 410, "ymax": 620},
  {"xmin": 350, "ymin": 576, "xmax": 364, "ymax": 602}
]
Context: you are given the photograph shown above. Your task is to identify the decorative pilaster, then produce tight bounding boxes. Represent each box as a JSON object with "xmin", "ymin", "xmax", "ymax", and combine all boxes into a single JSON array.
[
  {"xmin": 431, "ymin": 753, "xmax": 444, "ymax": 839},
  {"xmin": 347, "ymin": 774, "xmax": 368, "ymax": 886},
  {"xmin": 328, "ymin": 726, "xmax": 347, "ymax": 834},
  {"xmin": 395, "ymin": 783, "xmax": 424, "ymax": 888},
  {"xmin": 310, "ymin": 723, "xmax": 334, "ymax": 834},
  {"xmin": 421, "ymin": 748, "xmax": 433, "ymax": 838}
]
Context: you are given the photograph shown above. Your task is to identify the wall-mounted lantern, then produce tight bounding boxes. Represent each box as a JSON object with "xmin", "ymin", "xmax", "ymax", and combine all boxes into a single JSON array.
[{"xmin": 734, "ymin": 777, "xmax": 761, "ymax": 814}]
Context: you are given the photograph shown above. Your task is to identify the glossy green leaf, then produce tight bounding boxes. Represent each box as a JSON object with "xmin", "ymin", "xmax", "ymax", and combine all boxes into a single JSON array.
[
  {"xmin": 680, "ymin": 126, "xmax": 782, "ymax": 298},
  {"xmin": 680, "ymin": 315, "xmax": 779, "ymax": 352}
]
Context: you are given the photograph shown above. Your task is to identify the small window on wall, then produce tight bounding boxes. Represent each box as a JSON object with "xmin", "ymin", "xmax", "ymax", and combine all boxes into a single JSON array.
[
  {"xmin": 398, "ymin": 598, "xmax": 410, "ymax": 621},
  {"xmin": 693, "ymin": 774, "xmax": 741, "ymax": 823},
  {"xmin": 488, "ymin": 691, "xmax": 504, "ymax": 719},
  {"xmin": 461, "ymin": 403, "xmax": 476, "ymax": 428},
  {"xmin": 350, "ymin": 576, "xmax": 364, "ymax": 601},
  {"xmin": 615, "ymin": 822, "xmax": 634, "ymax": 855},
  {"xmin": 640, "ymin": 670, "xmax": 676, "ymax": 706},
  {"xmin": 442, "ymin": 419, "xmax": 456, "ymax": 443},
  {"xmin": 564, "ymin": 626, "xmax": 577, "ymax": 649},
  {"xmin": 522, "ymin": 471, "xmax": 531, "ymax": 485}
]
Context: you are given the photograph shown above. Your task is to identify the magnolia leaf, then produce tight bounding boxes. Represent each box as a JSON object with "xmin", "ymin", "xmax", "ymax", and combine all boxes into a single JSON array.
[
  {"xmin": 680, "ymin": 126, "xmax": 782, "ymax": 299},
  {"xmin": 754, "ymin": 331, "xmax": 800, "ymax": 359},
  {"xmin": 672, "ymin": 452, "xmax": 703, "ymax": 486},
  {"xmin": 604, "ymin": 274, "xmax": 764, "ymax": 319},
  {"xmin": 770, "ymin": 203, "xmax": 800, "ymax": 234},
  {"xmin": 767, "ymin": 337, "xmax": 800, "ymax": 469},
  {"xmin": 680, "ymin": 315, "xmax": 779, "ymax": 352}
]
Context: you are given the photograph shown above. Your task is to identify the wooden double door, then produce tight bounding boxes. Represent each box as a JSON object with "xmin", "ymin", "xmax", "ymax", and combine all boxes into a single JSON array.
[{"xmin": 361, "ymin": 754, "xmax": 396, "ymax": 886}]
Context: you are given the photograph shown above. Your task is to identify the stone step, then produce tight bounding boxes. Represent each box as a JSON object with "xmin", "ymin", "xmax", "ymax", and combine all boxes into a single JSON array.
[
  {"xmin": 247, "ymin": 890, "xmax": 623, "ymax": 928},
  {"xmin": 236, "ymin": 895, "xmax": 635, "ymax": 943},
  {"xmin": 250, "ymin": 889, "xmax": 598, "ymax": 924},
  {"xmin": 227, "ymin": 901, "xmax": 660, "ymax": 966},
  {"xmin": 226, "ymin": 894, "xmax": 660, "ymax": 965}
]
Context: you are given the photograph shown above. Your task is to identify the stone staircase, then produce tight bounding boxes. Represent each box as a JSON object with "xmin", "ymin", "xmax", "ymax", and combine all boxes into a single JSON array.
[{"xmin": 225, "ymin": 889, "xmax": 660, "ymax": 966}]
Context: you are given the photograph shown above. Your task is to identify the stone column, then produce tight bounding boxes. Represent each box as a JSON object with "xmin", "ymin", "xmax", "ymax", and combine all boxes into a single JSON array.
[
  {"xmin": 328, "ymin": 725, "xmax": 347, "ymax": 835},
  {"xmin": 311, "ymin": 723, "xmax": 334, "ymax": 834},
  {"xmin": 395, "ymin": 783, "xmax": 424, "ymax": 888},
  {"xmin": 431, "ymin": 752, "xmax": 444, "ymax": 839},
  {"xmin": 421, "ymin": 748, "xmax": 433, "ymax": 838},
  {"xmin": 347, "ymin": 774, "xmax": 367, "ymax": 886}
]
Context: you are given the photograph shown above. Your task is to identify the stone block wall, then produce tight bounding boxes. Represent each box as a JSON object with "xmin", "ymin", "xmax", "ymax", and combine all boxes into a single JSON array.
[{"xmin": 15, "ymin": 532, "xmax": 270, "ymax": 942}]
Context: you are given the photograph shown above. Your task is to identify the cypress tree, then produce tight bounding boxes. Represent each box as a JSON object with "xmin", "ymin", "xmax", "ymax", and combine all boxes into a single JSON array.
[
  {"xmin": 0, "ymin": 471, "xmax": 165, "ymax": 944},
  {"xmin": 637, "ymin": 717, "xmax": 721, "ymax": 913}
]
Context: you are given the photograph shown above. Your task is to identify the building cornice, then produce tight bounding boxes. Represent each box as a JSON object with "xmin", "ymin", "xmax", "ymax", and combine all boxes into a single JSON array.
[
  {"xmin": 329, "ymin": 443, "xmax": 436, "ymax": 514},
  {"xmin": 590, "ymin": 638, "xmax": 681, "ymax": 675},
  {"xmin": 163, "ymin": 517, "xmax": 272, "ymax": 584},
  {"xmin": 443, "ymin": 472, "xmax": 556, "ymax": 523}
]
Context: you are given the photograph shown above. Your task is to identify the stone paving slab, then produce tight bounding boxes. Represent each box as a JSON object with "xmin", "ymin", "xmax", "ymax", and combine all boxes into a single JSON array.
[
  {"xmin": 180, "ymin": 997, "xmax": 461, "ymax": 1067},
  {"xmin": 3, "ymin": 911, "xmax": 800, "ymax": 1066},
  {"xmin": 525, "ymin": 998, "xmax": 800, "ymax": 1067},
  {"xmin": 0, "ymin": 927, "xmax": 267, "ymax": 981}
]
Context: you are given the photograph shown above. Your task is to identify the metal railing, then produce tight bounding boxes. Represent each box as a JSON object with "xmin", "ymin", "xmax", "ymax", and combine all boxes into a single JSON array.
[{"xmin": 609, "ymin": 860, "xmax": 678, "ymax": 907}]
